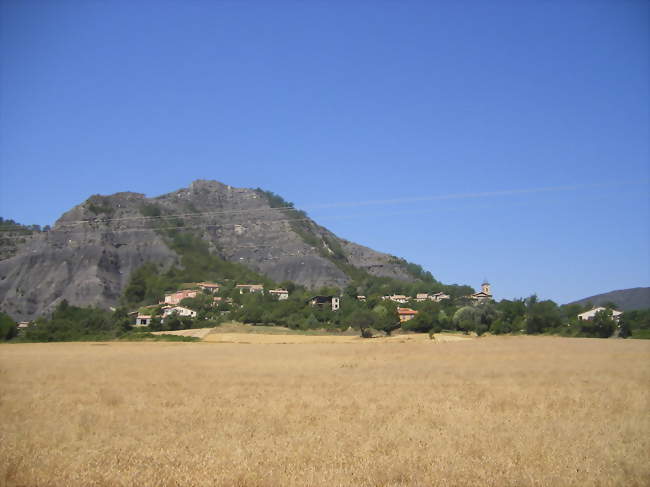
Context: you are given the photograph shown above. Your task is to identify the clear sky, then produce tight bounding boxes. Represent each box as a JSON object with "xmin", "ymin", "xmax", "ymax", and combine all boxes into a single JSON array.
[{"xmin": 1, "ymin": 0, "xmax": 648, "ymax": 304}]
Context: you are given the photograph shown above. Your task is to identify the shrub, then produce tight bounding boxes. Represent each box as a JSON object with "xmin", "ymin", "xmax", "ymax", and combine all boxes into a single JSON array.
[{"xmin": 0, "ymin": 312, "xmax": 17, "ymax": 340}]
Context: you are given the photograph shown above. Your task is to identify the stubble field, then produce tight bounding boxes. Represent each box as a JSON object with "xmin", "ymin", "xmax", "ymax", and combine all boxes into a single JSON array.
[{"xmin": 1, "ymin": 336, "xmax": 648, "ymax": 486}]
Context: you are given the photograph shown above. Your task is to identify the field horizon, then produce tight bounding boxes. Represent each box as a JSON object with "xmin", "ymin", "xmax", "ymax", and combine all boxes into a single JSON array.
[{"xmin": 1, "ymin": 335, "xmax": 649, "ymax": 486}]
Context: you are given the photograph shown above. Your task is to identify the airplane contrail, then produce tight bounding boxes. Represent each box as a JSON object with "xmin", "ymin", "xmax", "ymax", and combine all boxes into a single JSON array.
[{"xmin": 303, "ymin": 180, "xmax": 649, "ymax": 210}]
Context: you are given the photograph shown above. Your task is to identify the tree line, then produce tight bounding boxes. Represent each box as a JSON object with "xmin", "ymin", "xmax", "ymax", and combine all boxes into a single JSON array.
[{"xmin": 3, "ymin": 284, "xmax": 649, "ymax": 342}]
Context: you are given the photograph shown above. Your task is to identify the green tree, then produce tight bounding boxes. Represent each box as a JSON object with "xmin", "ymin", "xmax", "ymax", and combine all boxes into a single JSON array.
[
  {"xmin": 164, "ymin": 314, "xmax": 182, "ymax": 331},
  {"xmin": 112, "ymin": 307, "xmax": 132, "ymax": 334},
  {"xmin": 621, "ymin": 309, "xmax": 650, "ymax": 335},
  {"xmin": 525, "ymin": 296, "xmax": 562, "ymax": 334},
  {"xmin": 0, "ymin": 312, "xmax": 17, "ymax": 340},
  {"xmin": 453, "ymin": 306, "xmax": 480, "ymax": 333},
  {"xmin": 437, "ymin": 309, "xmax": 452, "ymax": 331},
  {"xmin": 403, "ymin": 310, "xmax": 435, "ymax": 333},
  {"xmin": 618, "ymin": 319, "xmax": 631, "ymax": 339},
  {"xmin": 24, "ymin": 301, "xmax": 115, "ymax": 341},
  {"xmin": 149, "ymin": 317, "xmax": 162, "ymax": 331},
  {"xmin": 580, "ymin": 309, "xmax": 616, "ymax": 338},
  {"xmin": 372, "ymin": 302, "xmax": 400, "ymax": 335},
  {"xmin": 346, "ymin": 309, "xmax": 378, "ymax": 337}
]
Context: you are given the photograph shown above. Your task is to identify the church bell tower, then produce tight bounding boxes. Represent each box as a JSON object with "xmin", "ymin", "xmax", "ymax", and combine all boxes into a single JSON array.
[{"xmin": 481, "ymin": 281, "xmax": 491, "ymax": 295}]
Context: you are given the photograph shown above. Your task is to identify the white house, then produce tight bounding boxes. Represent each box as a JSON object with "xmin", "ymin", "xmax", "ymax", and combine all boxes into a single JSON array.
[
  {"xmin": 162, "ymin": 306, "xmax": 197, "ymax": 318},
  {"xmin": 197, "ymin": 282, "xmax": 220, "ymax": 293},
  {"xmin": 308, "ymin": 295, "xmax": 340, "ymax": 311},
  {"xmin": 268, "ymin": 289, "xmax": 289, "ymax": 300},
  {"xmin": 416, "ymin": 292, "xmax": 451, "ymax": 302},
  {"xmin": 431, "ymin": 292, "xmax": 450, "ymax": 302},
  {"xmin": 382, "ymin": 294, "xmax": 409, "ymax": 304},
  {"xmin": 236, "ymin": 284, "xmax": 264, "ymax": 294},
  {"xmin": 577, "ymin": 307, "xmax": 623, "ymax": 321},
  {"xmin": 135, "ymin": 315, "xmax": 152, "ymax": 327}
]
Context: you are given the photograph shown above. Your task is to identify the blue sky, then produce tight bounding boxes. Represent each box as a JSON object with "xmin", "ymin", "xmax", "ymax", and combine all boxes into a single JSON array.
[{"xmin": 1, "ymin": 0, "xmax": 648, "ymax": 304}]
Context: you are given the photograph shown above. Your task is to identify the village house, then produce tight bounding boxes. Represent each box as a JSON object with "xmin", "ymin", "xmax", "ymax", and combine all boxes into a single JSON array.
[
  {"xmin": 236, "ymin": 284, "xmax": 264, "ymax": 294},
  {"xmin": 17, "ymin": 321, "xmax": 30, "ymax": 329},
  {"xmin": 397, "ymin": 307, "xmax": 418, "ymax": 322},
  {"xmin": 469, "ymin": 282, "xmax": 493, "ymax": 303},
  {"xmin": 431, "ymin": 292, "xmax": 450, "ymax": 302},
  {"xmin": 197, "ymin": 282, "xmax": 220, "ymax": 293},
  {"xmin": 577, "ymin": 307, "xmax": 623, "ymax": 322},
  {"xmin": 382, "ymin": 294, "xmax": 409, "ymax": 304},
  {"xmin": 356, "ymin": 295, "xmax": 366, "ymax": 301},
  {"xmin": 134, "ymin": 314, "xmax": 152, "ymax": 326},
  {"xmin": 162, "ymin": 306, "xmax": 197, "ymax": 318},
  {"xmin": 308, "ymin": 295, "xmax": 340, "ymax": 311},
  {"xmin": 163, "ymin": 290, "xmax": 198, "ymax": 305},
  {"xmin": 268, "ymin": 289, "xmax": 289, "ymax": 300}
]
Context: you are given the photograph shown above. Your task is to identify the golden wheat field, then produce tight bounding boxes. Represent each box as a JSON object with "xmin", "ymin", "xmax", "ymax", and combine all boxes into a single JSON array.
[{"xmin": 1, "ymin": 335, "xmax": 649, "ymax": 486}]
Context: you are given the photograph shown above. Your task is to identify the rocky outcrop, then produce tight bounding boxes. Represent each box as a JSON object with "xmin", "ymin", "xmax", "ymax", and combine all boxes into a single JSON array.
[{"xmin": 0, "ymin": 180, "xmax": 416, "ymax": 320}]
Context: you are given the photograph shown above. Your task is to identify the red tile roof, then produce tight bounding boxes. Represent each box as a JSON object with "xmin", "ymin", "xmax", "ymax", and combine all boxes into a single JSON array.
[{"xmin": 397, "ymin": 307, "xmax": 418, "ymax": 315}]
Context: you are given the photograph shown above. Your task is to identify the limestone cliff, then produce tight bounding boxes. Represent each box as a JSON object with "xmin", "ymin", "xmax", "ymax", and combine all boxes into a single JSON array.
[{"xmin": 0, "ymin": 180, "xmax": 416, "ymax": 320}]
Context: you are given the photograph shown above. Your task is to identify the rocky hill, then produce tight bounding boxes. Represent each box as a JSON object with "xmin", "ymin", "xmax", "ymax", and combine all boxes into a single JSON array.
[
  {"xmin": 0, "ymin": 180, "xmax": 424, "ymax": 320},
  {"xmin": 567, "ymin": 287, "xmax": 650, "ymax": 311}
]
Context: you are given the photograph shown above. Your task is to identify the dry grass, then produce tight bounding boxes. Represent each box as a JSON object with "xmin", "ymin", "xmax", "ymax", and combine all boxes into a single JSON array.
[
  {"xmin": 151, "ymin": 328, "xmax": 214, "ymax": 339},
  {"xmin": 1, "ymin": 336, "xmax": 648, "ymax": 486},
  {"xmin": 199, "ymin": 322, "xmax": 474, "ymax": 344}
]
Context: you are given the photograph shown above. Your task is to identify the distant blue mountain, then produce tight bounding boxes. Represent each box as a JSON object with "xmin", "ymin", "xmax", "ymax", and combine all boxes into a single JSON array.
[{"xmin": 568, "ymin": 287, "xmax": 650, "ymax": 311}]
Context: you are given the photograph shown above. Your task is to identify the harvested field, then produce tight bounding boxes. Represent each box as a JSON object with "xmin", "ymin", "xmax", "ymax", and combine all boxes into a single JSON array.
[
  {"xmin": 151, "ymin": 328, "xmax": 214, "ymax": 339},
  {"xmin": 183, "ymin": 322, "xmax": 475, "ymax": 344},
  {"xmin": 1, "ymin": 336, "xmax": 648, "ymax": 486},
  {"xmin": 202, "ymin": 331, "xmax": 473, "ymax": 344}
]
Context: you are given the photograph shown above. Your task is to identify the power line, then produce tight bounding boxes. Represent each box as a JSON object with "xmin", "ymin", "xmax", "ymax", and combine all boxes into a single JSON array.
[
  {"xmin": 3, "ymin": 179, "xmax": 645, "ymax": 235},
  {"xmin": 0, "ymin": 215, "xmax": 323, "ymax": 241}
]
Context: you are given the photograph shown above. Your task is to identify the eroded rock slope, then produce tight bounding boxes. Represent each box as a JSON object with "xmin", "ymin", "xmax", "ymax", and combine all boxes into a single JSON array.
[{"xmin": 0, "ymin": 180, "xmax": 415, "ymax": 320}]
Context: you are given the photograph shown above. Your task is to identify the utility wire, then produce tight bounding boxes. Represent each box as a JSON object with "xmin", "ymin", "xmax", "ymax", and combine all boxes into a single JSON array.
[
  {"xmin": 0, "ymin": 215, "xmax": 324, "ymax": 241},
  {"xmin": 3, "ymin": 179, "xmax": 645, "ymax": 235}
]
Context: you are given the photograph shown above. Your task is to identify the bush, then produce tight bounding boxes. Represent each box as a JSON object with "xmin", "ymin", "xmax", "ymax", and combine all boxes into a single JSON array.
[
  {"xmin": 361, "ymin": 328, "xmax": 374, "ymax": 338},
  {"xmin": 631, "ymin": 329, "xmax": 650, "ymax": 339},
  {"xmin": 23, "ymin": 301, "xmax": 118, "ymax": 342},
  {"xmin": 580, "ymin": 309, "xmax": 616, "ymax": 338},
  {"xmin": 475, "ymin": 324, "xmax": 488, "ymax": 336},
  {"xmin": 0, "ymin": 312, "xmax": 17, "ymax": 340}
]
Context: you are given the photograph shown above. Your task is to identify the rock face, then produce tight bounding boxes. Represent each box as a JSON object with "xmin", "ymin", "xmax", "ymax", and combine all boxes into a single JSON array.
[{"xmin": 0, "ymin": 180, "xmax": 415, "ymax": 320}]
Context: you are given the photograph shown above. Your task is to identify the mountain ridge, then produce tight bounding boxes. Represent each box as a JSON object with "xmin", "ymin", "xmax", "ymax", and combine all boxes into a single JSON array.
[
  {"xmin": 567, "ymin": 287, "xmax": 650, "ymax": 311},
  {"xmin": 0, "ymin": 179, "xmax": 443, "ymax": 320}
]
